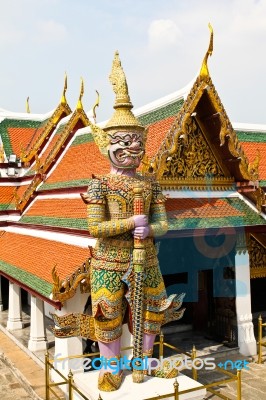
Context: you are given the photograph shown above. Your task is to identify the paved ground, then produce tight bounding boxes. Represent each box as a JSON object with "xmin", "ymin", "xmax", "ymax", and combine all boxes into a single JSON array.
[
  {"xmin": 0, "ymin": 311, "xmax": 265, "ymax": 400},
  {"xmin": 0, "ymin": 355, "xmax": 32, "ymax": 400}
]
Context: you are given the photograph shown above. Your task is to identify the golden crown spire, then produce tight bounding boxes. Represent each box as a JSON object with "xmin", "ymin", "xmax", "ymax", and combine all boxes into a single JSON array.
[
  {"xmin": 104, "ymin": 51, "xmax": 145, "ymax": 135},
  {"xmin": 200, "ymin": 23, "xmax": 213, "ymax": 80},
  {"xmin": 89, "ymin": 51, "xmax": 146, "ymax": 156}
]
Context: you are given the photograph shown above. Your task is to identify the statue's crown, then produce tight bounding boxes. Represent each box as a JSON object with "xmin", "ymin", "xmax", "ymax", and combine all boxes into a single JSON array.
[{"xmin": 90, "ymin": 51, "xmax": 146, "ymax": 156}]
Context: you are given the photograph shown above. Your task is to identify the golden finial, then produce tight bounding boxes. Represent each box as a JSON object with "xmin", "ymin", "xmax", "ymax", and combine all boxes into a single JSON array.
[
  {"xmin": 26, "ymin": 97, "xmax": 30, "ymax": 113},
  {"xmin": 93, "ymin": 90, "xmax": 100, "ymax": 123},
  {"xmin": 76, "ymin": 77, "xmax": 84, "ymax": 111},
  {"xmin": 60, "ymin": 73, "xmax": 68, "ymax": 105},
  {"xmin": 200, "ymin": 23, "xmax": 213, "ymax": 80}
]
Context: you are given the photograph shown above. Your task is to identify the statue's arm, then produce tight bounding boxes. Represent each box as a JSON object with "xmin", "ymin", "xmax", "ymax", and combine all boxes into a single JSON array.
[
  {"xmin": 86, "ymin": 203, "xmax": 135, "ymax": 238},
  {"xmin": 148, "ymin": 182, "xmax": 168, "ymax": 237}
]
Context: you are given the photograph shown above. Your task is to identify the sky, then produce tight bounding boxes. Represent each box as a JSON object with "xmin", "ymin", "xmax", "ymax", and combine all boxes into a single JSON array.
[{"xmin": 0, "ymin": 0, "xmax": 266, "ymax": 125}]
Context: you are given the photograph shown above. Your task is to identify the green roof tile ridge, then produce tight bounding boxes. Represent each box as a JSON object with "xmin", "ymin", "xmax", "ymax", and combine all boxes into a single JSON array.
[
  {"xmin": 0, "ymin": 260, "xmax": 52, "ymax": 298},
  {"xmin": 72, "ymin": 133, "xmax": 94, "ymax": 146},
  {"xmin": 19, "ymin": 216, "xmax": 87, "ymax": 230},
  {"xmin": 40, "ymin": 178, "xmax": 91, "ymax": 190},
  {"xmin": 138, "ymin": 99, "xmax": 184, "ymax": 126},
  {"xmin": 236, "ymin": 130, "xmax": 266, "ymax": 143},
  {"xmin": 0, "ymin": 203, "xmax": 16, "ymax": 211}
]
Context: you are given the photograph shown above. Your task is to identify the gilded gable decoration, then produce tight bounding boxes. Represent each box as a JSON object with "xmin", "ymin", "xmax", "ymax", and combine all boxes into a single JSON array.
[{"xmin": 146, "ymin": 25, "xmax": 260, "ymax": 189}]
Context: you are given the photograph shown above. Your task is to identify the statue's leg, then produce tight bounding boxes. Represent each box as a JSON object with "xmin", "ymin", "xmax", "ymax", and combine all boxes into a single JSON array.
[
  {"xmin": 97, "ymin": 337, "xmax": 123, "ymax": 391},
  {"xmin": 143, "ymin": 333, "xmax": 156, "ymax": 357}
]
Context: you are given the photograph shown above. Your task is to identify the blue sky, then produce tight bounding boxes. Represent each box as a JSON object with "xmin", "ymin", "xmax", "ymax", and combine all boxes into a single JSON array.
[{"xmin": 0, "ymin": 0, "xmax": 265, "ymax": 124}]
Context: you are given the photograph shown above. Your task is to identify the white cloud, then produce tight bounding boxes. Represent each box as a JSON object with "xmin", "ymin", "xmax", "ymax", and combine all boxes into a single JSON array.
[
  {"xmin": 34, "ymin": 19, "xmax": 67, "ymax": 43},
  {"xmin": 148, "ymin": 19, "xmax": 182, "ymax": 51}
]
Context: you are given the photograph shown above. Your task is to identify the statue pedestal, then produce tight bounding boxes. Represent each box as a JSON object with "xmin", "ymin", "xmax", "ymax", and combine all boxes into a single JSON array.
[{"xmin": 73, "ymin": 370, "xmax": 206, "ymax": 400}]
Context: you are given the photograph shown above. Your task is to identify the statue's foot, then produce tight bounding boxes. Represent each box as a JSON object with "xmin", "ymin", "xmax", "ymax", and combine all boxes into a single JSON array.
[{"xmin": 98, "ymin": 371, "xmax": 123, "ymax": 392}]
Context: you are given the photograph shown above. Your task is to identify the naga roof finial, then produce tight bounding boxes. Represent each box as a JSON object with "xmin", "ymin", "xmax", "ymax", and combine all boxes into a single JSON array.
[
  {"xmin": 26, "ymin": 96, "xmax": 30, "ymax": 113},
  {"xmin": 76, "ymin": 77, "xmax": 84, "ymax": 111},
  {"xmin": 60, "ymin": 72, "xmax": 68, "ymax": 105},
  {"xmin": 200, "ymin": 23, "xmax": 213, "ymax": 81}
]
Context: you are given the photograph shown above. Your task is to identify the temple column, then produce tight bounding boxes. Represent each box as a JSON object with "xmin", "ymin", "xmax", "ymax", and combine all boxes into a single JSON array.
[
  {"xmin": 0, "ymin": 276, "xmax": 3, "ymax": 311},
  {"xmin": 235, "ymin": 233, "xmax": 257, "ymax": 356},
  {"xmin": 28, "ymin": 295, "xmax": 48, "ymax": 351},
  {"xmin": 7, "ymin": 282, "xmax": 23, "ymax": 330}
]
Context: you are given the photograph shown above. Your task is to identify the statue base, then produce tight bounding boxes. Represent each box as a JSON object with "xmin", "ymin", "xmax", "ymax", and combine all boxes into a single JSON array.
[{"xmin": 73, "ymin": 370, "xmax": 206, "ymax": 400}]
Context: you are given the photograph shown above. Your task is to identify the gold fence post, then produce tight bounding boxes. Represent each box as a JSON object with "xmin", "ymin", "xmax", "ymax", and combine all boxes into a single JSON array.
[
  {"xmin": 45, "ymin": 351, "xmax": 50, "ymax": 400},
  {"xmin": 258, "ymin": 315, "xmax": 262, "ymax": 364},
  {"xmin": 159, "ymin": 331, "xmax": 164, "ymax": 359},
  {"xmin": 174, "ymin": 378, "xmax": 179, "ymax": 400},
  {"xmin": 68, "ymin": 370, "xmax": 74, "ymax": 400},
  {"xmin": 236, "ymin": 369, "xmax": 242, "ymax": 400},
  {"xmin": 191, "ymin": 345, "xmax": 198, "ymax": 381}
]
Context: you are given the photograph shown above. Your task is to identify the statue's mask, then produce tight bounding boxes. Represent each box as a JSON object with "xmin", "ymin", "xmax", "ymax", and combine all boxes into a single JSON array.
[{"xmin": 108, "ymin": 131, "xmax": 144, "ymax": 169}]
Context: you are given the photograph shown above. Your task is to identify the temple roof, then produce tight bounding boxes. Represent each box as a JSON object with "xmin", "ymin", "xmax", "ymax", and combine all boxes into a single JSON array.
[
  {"xmin": 166, "ymin": 196, "xmax": 265, "ymax": 232},
  {"xmin": 0, "ymin": 229, "xmax": 89, "ymax": 301}
]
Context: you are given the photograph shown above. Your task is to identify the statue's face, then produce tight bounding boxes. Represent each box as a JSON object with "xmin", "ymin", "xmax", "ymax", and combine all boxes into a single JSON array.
[{"xmin": 108, "ymin": 131, "xmax": 144, "ymax": 169}]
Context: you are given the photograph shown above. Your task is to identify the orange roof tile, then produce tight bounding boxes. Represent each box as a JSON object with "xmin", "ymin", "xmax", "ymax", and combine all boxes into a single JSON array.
[
  {"xmin": 145, "ymin": 116, "xmax": 176, "ymax": 158},
  {"xmin": 0, "ymin": 231, "xmax": 89, "ymax": 283},
  {"xmin": 24, "ymin": 198, "xmax": 86, "ymax": 218},
  {"xmin": 44, "ymin": 141, "xmax": 109, "ymax": 184},
  {"xmin": 8, "ymin": 127, "xmax": 39, "ymax": 156},
  {"xmin": 166, "ymin": 198, "xmax": 245, "ymax": 219}
]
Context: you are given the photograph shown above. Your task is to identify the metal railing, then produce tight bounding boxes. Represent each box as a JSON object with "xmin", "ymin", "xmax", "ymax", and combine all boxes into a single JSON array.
[
  {"xmin": 143, "ymin": 369, "xmax": 241, "ymax": 400},
  {"xmin": 258, "ymin": 315, "xmax": 266, "ymax": 364},
  {"xmin": 45, "ymin": 332, "xmax": 242, "ymax": 400},
  {"xmin": 45, "ymin": 351, "xmax": 95, "ymax": 400}
]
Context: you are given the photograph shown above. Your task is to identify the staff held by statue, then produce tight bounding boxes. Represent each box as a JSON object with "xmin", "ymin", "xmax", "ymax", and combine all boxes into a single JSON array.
[{"xmin": 132, "ymin": 182, "xmax": 146, "ymax": 383}]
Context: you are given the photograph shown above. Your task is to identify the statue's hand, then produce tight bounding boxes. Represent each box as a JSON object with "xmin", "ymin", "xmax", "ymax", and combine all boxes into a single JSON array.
[
  {"xmin": 133, "ymin": 226, "xmax": 150, "ymax": 240},
  {"xmin": 132, "ymin": 215, "xmax": 148, "ymax": 227}
]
